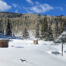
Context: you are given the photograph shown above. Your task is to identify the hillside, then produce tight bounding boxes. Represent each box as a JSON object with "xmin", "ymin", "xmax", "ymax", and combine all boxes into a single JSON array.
[{"xmin": 0, "ymin": 12, "xmax": 66, "ymax": 40}]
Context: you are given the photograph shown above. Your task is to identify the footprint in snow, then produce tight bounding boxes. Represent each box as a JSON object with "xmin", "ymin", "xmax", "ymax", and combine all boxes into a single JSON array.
[{"xmin": 20, "ymin": 58, "xmax": 26, "ymax": 62}]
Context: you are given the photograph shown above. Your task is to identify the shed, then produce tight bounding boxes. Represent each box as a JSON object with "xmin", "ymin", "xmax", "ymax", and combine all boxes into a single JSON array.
[{"xmin": 0, "ymin": 39, "xmax": 9, "ymax": 47}]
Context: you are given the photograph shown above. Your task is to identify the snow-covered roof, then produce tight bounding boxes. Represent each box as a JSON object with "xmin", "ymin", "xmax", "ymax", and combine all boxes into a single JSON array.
[
  {"xmin": 0, "ymin": 34, "xmax": 23, "ymax": 40},
  {"xmin": 0, "ymin": 34, "xmax": 8, "ymax": 40}
]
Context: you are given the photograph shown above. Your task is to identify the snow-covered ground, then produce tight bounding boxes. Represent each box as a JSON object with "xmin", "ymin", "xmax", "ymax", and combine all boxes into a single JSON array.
[
  {"xmin": 0, "ymin": 39, "xmax": 65, "ymax": 66},
  {"xmin": 0, "ymin": 33, "xmax": 66, "ymax": 66},
  {"xmin": 9, "ymin": 39, "xmax": 66, "ymax": 57}
]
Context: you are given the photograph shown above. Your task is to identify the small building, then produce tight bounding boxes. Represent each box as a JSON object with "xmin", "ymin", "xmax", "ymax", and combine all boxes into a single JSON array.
[
  {"xmin": 0, "ymin": 39, "xmax": 8, "ymax": 47},
  {"xmin": 0, "ymin": 34, "xmax": 9, "ymax": 47}
]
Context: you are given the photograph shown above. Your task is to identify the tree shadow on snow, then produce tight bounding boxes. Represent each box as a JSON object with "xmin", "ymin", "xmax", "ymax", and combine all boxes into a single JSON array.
[
  {"xmin": 64, "ymin": 51, "xmax": 66, "ymax": 53},
  {"xmin": 15, "ymin": 46, "xmax": 24, "ymax": 48},
  {"xmin": 52, "ymin": 51, "xmax": 60, "ymax": 55}
]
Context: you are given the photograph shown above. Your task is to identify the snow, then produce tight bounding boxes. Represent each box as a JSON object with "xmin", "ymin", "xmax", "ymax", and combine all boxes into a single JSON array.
[
  {"xmin": 0, "ymin": 34, "xmax": 66, "ymax": 66},
  {"xmin": 54, "ymin": 31, "xmax": 66, "ymax": 43}
]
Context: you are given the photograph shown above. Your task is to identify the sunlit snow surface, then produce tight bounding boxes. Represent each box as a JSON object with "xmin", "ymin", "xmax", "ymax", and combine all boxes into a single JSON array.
[{"xmin": 0, "ymin": 36, "xmax": 66, "ymax": 66}]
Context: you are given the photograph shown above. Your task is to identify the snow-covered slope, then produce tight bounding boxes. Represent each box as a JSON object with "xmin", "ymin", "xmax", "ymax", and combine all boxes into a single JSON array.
[
  {"xmin": 0, "ymin": 34, "xmax": 66, "ymax": 66},
  {"xmin": 0, "ymin": 42, "xmax": 66, "ymax": 66}
]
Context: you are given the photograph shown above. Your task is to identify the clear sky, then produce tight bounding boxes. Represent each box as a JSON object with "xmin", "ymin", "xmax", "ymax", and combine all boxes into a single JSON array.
[{"xmin": 0, "ymin": 0, "xmax": 66, "ymax": 16}]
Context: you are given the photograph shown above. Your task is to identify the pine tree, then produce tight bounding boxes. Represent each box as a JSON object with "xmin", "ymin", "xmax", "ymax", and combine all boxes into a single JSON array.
[
  {"xmin": 41, "ymin": 16, "xmax": 48, "ymax": 39},
  {"xmin": 6, "ymin": 19, "xmax": 12, "ymax": 36},
  {"xmin": 35, "ymin": 23, "xmax": 40, "ymax": 38},
  {"xmin": 23, "ymin": 28, "xmax": 29, "ymax": 39},
  {"xmin": 48, "ymin": 27, "xmax": 54, "ymax": 41},
  {"xmin": 55, "ymin": 16, "xmax": 63, "ymax": 37}
]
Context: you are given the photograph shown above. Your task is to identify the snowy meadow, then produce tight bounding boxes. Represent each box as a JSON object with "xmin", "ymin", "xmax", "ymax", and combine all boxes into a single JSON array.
[{"xmin": 0, "ymin": 38, "xmax": 66, "ymax": 66}]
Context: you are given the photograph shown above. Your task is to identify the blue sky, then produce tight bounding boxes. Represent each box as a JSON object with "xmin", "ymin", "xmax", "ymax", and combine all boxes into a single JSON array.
[{"xmin": 0, "ymin": 0, "xmax": 66, "ymax": 16}]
